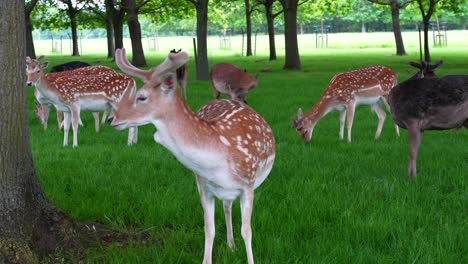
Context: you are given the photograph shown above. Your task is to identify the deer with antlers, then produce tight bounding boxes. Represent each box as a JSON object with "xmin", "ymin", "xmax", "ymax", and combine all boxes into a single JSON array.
[
  {"xmin": 292, "ymin": 65, "xmax": 400, "ymax": 143},
  {"xmin": 26, "ymin": 55, "xmax": 138, "ymax": 147},
  {"xmin": 108, "ymin": 49, "xmax": 275, "ymax": 264}
]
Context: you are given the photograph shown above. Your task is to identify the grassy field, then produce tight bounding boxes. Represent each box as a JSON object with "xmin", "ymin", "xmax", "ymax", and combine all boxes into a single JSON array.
[{"xmin": 28, "ymin": 42, "xmax": 467, "ymax": 263}]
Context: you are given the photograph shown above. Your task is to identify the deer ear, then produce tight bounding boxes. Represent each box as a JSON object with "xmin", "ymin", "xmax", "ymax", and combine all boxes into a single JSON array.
[
  {"xmin": 297, "ymin": 108, "xmax": 304, "ymax": 118},
  {"xmin": 161, "ymin": 72, "xmax": 177, "ymax": 94},
  {"xmin": 37, "ymin": 55, "xmax": 44, "ymax": 61},
  {"xmin": 40, "ymin": 62, "xmax": 49, "ymax": 69},
  {"xmin": 26, "ymin": 57, "xmax": 32, "ymax": 64},
  {"xmin": 431, "ymin": 60, "xmax": 443, "ymax": 70},
  {"xmin": 408, "ymin": 61, "xmax": 422, "ymax": 69},
  {"xmin": 291, "ymin": 117, "xmax": 298, "ymax": 128}
]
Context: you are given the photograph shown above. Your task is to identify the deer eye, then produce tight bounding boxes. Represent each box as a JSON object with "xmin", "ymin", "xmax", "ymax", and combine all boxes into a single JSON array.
[
  {"xmin": 36, "ymin": 70, "xmax": 41, "ymax": 73},
  {"xmin": 136, "ymin": 96, "xmax": 147, "ymax": 102}
]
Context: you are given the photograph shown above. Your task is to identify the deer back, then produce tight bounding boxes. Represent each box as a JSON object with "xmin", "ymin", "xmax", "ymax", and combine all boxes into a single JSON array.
[{"xmin": 210, "ymin": 63, "xmax": 258, "ymax": 93}]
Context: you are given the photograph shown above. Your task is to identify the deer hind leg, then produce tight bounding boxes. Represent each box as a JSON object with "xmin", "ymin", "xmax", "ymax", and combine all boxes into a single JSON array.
[
  {"xmin": 407, "ymin": 122, "xmax": 423, "ymax": 177},
  {"xmin": 63, "ymin": 112, "xmax": 71, "ymax": 146},
  {"xmin": 346, "ymin": 102, "xmax": 356, "ymax": 143},
  {"xmin": 339, "ymin": 110, "xmax": 346, "ymax": 140},
  {"xmin": 101, "ymin": 110, "xmax": 109, "ymax": 125},
  {"xmin": 71, "ymin": 106, "xmax": 81, "ymax": 147},
  {"xmin": 223, "ymin": 200, "xmax": 236, "ymax": 250},
  {"xmin": 371, "ymin": 104, "xmax": 386, "ymax": 140},
  {"xmin": 240, "ymin": 187, "xmax": 255, "ymax": 264}
]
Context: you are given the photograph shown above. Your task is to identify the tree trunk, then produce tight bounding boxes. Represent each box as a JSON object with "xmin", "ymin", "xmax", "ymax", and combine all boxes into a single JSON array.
[
  {"xmin": 25, "ymin": 13, "xmax": 36, "ymax": 59},
  {"xmin": 195, "ymin": 0, "xmax": 209, "ymax": 80},
  {"xmin": 114, "ymin": 20, "xmax": 124, "ymax": 50},
  {"xmin": 265, "ymin": 1, "xmax": 277, "ymax": 61},
  {"xmin": 390, "ymin": 0, "xmax": 406, "ymax": 56},
  {"xmin": 68, "ymin": 9, "xmax": 80, "ymax": 56},
  {"xmin": 281, "ymin": 0, "xmax": 301, "ymax": 70},
  {"xmin": 109, "ymin": 0, "xmax": 125, "ymax": 50},
  {"xmin": 422, "ymin": 18, "xmax": 431, "ymax": 62},
  {"xmin": 0, "ymin": 2, "xmax": 75, "ymax": 262},
  {"xmin": 105, "ymin": 0, "xmax": 115, "ymax": 58},
  {"xmin": 125, "ymin": 0, "xmax": 146, "ymax": 67},
  {"xmin": 245, "ymin": 0, "xmax": 253, "ymax": 56}
]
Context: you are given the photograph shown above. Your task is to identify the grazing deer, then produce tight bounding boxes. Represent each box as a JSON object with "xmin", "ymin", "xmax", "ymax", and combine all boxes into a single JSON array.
[
  {"xmin": 389, "ymin": 64, "xmax": 467, "ymax": 177},
  {"xmin": 109, "ymin": 49, "xmax": 275, "ymax": 264},
  {"xmin": 292, "ymin": 65, "xmax": 400, "ymax": 143},
  {"xmin": 209, "ymin": 63, "xmax": 258, "ymax": 104},
  {"xmin": 26, "ymin": 55, "xmax": 138, "ymax": 147},
  {"xmin": 33, "ymin": 60, "xmax": 107, "ymax": 132}
]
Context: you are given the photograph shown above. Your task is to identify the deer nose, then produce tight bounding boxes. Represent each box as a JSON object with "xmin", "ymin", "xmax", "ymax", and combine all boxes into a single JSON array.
[
  {"xmin": 26, "ymin": 81, "xmax": 33, "ymax": 86},
  {"xmin": 107, "ymin": 116, "xmax": 114, "ymax": 124}
]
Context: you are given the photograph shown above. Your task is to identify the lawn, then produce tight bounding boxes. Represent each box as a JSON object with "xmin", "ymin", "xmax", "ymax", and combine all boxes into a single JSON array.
[{"xmin": 28, "ymin": 41, "xmax": 467, "ymax": 263}]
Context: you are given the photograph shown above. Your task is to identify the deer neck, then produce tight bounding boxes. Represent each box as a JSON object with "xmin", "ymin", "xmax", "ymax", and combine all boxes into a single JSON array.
[
  {"xmin": 34, "ymin": 74, "xmax": 62, "ymax": 104},
  {"xmin": 304, "ymin": 96, "xmax": 335, "ymax": 128},
  {"xmin": 152, "ymin": 94, "xmax": 224, "ymax": 169}
]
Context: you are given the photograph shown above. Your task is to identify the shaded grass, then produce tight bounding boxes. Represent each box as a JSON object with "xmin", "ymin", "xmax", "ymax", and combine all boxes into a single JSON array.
[{"xmin": 30, "ymin": 48, "xmax": 467, "ymax": 263}]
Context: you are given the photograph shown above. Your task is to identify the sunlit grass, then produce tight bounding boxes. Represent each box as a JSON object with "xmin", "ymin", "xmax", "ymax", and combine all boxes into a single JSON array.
[{"xmin": 30, "ymin": 46, "xmax": 467, "ymax": 262}]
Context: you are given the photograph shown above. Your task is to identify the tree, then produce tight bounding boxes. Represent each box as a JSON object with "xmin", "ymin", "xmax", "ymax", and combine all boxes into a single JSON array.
[
  {"xmin": 107, "ymin": 0, "xmax": 127, "ymax": 51},
  {"xmin": 58, "ymin": 0, "xmax": 88, "ymax": 56},
  {"xmin": 257, "ymin": 0, "xmax": 282, "ymax": 61},
  {"xmin": 0, "ymin": 1, "xmax": 75, "ymax": 262},
  {"xmin": 25, "ymin": 0, "xmax": 39, "ymax": 59},
  {"xmin": 123, "ymin": 0, "xmax": 149, "ymax": 67},
  {"xmin": 245, "ymin": 0, "xmax": 260, "ymax": 56},
  {"xmin": 368, "ymin": 0, "xmax": 412, "ymax": 56},
  {"xmin": 279, "ymin": 0, "xmax": 305, "ymax": 70},
  {"xmin": 87, "ymin": 0, "xmax": 116, "ymax": 58},
  {"xmin": 344, "ymin": 0, "xmax": 384, "ymax": 32},
  {"xmin": 187, "ymin": 0, "xmax": 210, "ymax": 80}
]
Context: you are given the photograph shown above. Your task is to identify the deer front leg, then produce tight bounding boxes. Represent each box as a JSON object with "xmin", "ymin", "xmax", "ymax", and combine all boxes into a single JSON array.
[
  {"xmin": 223, "ymin": 200, "xmax": 236, "ymax": 250},
  {"xmin": 346, "ymin": 102, "xmax": 356, "ymax": 143},
  {"xmin": 407, "ymin": 123, "xmax": 422, "ymax": 177},
  {"xmin": 198, "ymin": 185, "xmax": 215, "ymax": 264},
  {"xmin": 63, "ymin": 112, "xmax": 71, "ymax": 146},
  {"xmin": 57, "ymin": 111, "xmax": 63, "ymax": 130},
  {"xmin": 92, "ymin": 112, "xmax": 100, "ymax": 133},
  {"xmin": 240, "ymin": 187, "xmax": 255, "ymax": 264},
  {"xmin": 71, "ymin": 105, "xmax": 81, "ymax": 147},
  {"xmin": 128, "ymin": 127, "xmax": 138, "ymax": 145},
  {"xmin": 381, "ymin": 96, "xmax": 400, "ymax": 137},
  {"xmin": 371, "ymin": 104, "xmax": 386, "ymax": 140},
  {"xmin": 41, "ymin": 105, "xmax": 50, "ymax": 130},
  {"xmin": 339, "ymin": 110, "xmax": 346, "ymax": 140}
]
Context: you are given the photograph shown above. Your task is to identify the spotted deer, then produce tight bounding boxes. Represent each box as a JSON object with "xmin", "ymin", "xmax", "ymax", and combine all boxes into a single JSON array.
[
  {"xmin": 32, "ymin": 59, "xmax": 105, "ymax": 132},
  {"xmin": 209, "ymin": 63, "xmax": 258, "ymax": 104},
  {"xmin": 26, "ymin": 55, "xmax": 137, "ymax": 147},
  {"xmin": 292, "ymin": 65, "xmax": 400, "ymax": 143},
  {"xmin": 108, "ymin": 49, "xmax": 275, "ymax": 264}
]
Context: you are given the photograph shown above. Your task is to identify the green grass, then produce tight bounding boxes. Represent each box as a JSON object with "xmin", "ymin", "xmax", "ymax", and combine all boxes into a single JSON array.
[{"xmin": 30, "ymin": 47, "xmax": 467, "ymax": 263}]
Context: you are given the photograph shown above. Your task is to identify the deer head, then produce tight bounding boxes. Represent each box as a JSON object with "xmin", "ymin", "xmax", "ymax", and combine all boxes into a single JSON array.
[
  {"xmin": 109, "ymin": 48, "xmax": 188, "ymax": 130},
  {"xmin": 291, "ymin": 108, "xmax": 313, "ymax": 143},
  {"xmin": 26, "ymin": 55, "xmax": 48, "ymax": 86},
  {"xmin": 408, "ymin": 60, "xmax": 443, "ymax": 79}
]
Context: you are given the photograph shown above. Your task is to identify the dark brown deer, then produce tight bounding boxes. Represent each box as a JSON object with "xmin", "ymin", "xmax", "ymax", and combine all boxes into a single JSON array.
[
  {"xmin": 209, "ymin": 63, "xmax": 258, "ymax": 104},
  {"xmin": 407, "ymin": 60, "xmax": 443, "ymax": 80},
  {"xmin": 389, "ymin": 65, "xmax": 468, "ymax": 176}
]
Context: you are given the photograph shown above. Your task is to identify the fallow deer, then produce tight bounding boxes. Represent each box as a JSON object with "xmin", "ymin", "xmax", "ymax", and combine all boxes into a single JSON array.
[
  {"xmin": 407, "ymin": 60, "xmax": 443, "ymax": 80},
  {"xmin": 108, "ymin": 49, "xmax": 275, "ymax": 264},
  {"xmin": 26, "ymin": 55, "xmax": 138, "ymax": 147},
  {"xmin": 292, "ymin": 65, "xmax": 400, "ymax": 143},
  {"xmin": 209, "ymin": 63, "xmax": 258, "ymax": 104},
  {"xmin": 389, "ymin": 63, "xmax": 467, "ymax": 177},
  {"xmin": 33, "ymin": 60, "xmax": 106, "ymax": 132}
]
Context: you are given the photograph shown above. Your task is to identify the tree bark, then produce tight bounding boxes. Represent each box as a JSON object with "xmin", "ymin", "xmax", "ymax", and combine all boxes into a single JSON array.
[
  {"xmin": 105, "ymin": 0, "xmax": 116, "ymax": 58},
  {"xmin": 245, "ymin": 0, "xmax": 253, "ymax": 56},
  {"xmin": 390, "ymin": 0, "xmax": 406, "ymax": 56},
  {"xmin": 262, "ymin": 0, "xmax": 277, "ymax": 61},
  {"xmin": 25, "ymin": 0, "xmax": 38, "ymax": 59},
  {"xmin": 0, "ymin": 1, "xmax": 75, "ymax": 262},
  {"xmin": 109, "ymin": 0, "xmax": 126, "ymax": 50},
  {"xmin": 62, "ymin": 0, "xmax": 80, "ymax": 56},
  {"xmin": 125, "ymin": 0, "xmax": 147, "ymax": 67},
  {"xmin": 280, "ymin": 0, "xmax": 301, "ymax": 70},
  {"xmin": 193, "ymin": 0, "xmax": 209, "ymax": 80}
]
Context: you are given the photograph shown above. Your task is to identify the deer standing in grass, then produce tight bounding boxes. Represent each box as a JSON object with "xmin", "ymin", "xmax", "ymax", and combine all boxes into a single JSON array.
[
  {"xmin": 389, "ymin": 61, "xmax": 467, "ymax": 176},
  {"xmin": 26, "ymin": 56, "xmax": 138, "ymax": 147},
  {"xmin": 108, "ymin": 49, "xmax": 275, "ymax": 264},
  {"xmin": 33, "ymin": 59, "xmax": 108, "ymax": 132},
  {"xmin": 209, "ymin": 63, "xmax": 258, "ymax": 104},
  {"xmin": 292, "ymin": 65, "xmax": 400, "ymax": 143}
]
